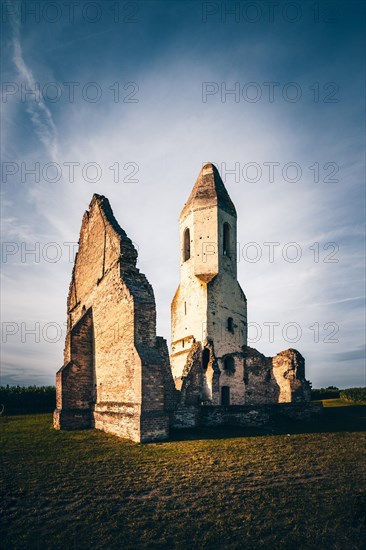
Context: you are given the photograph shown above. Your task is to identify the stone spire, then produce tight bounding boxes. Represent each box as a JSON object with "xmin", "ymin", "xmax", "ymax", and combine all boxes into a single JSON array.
[{"xmin": 180, "ymin": 163, "xmax": 236, "ymax": 220}]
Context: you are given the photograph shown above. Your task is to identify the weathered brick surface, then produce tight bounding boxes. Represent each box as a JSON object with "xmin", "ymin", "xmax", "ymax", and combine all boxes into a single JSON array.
[
  {"xmin": 54, "ymin": 194, "xmax": 172, "ymax": 442},
  {"xmin": 171, "ymin": 402, "xmax": 322, "ymax": 430},
  {"xmin": 243, "ymin": 346, "xmax": 311, "ymax": 404},
  {"xmin": 201, "ymin": 405, "xmax": 270, "ymax": 428},
  {"xmin": 171, "ymin": 341, "xmax": 311, "ymax": 413},
  {"xmin": 53, "ymin": 409, "xmax": 92, "ymax": 430},
  {"xmin": 140, "ymin": 413, "xmax": 170, "ymax": 443},
  {"xmin": 272, "ymin": 348, "xmax": 311, "ymax": 402},
  {"xmin": 171, "ymin": 406, "xmax": 201, "ymax": 429}
]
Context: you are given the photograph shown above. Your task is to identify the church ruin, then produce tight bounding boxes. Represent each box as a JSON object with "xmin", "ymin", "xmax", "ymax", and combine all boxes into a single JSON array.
[{"xmin": 54, "ymin": 163, "xmax": 315, "ymax": 442}]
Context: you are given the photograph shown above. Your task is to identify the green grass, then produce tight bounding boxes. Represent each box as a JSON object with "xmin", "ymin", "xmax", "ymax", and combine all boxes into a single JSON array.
[
  {"xmin": 340, "ymin": 388, "xmax": 366, "ymax": 405},
  {"xmin": 321, "ymin": 398, "xmax": 356, "ymax": 407},
  {"xmin": 1, "ymin": 402, "xmax": 366, "ymax": 550}
]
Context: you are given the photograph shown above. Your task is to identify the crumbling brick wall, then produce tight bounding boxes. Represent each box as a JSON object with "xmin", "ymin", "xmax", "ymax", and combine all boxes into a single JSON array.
[
  {"xmin": 272, "ymin": 348, "xmax": 311, "ymax": 403},
  {"xmin": 243, "ymin": 346, "xmax": 281, "ymax": 404},
  {"xmin": 243, "ymin": 346, "xmax": 311, "ymax": 404},
  {"xmin": 171, "ymin": 343, "xmax": 311, "ymax": 425},
  {"xmin": 54, "ymin": 194, "xmax": 174, "ymax": 442}
]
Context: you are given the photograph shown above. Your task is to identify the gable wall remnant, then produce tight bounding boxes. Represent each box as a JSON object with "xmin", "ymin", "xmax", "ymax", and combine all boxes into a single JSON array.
[{"xmin": 54, "ymin": 194, "xmax": 173, "ymax": 442}]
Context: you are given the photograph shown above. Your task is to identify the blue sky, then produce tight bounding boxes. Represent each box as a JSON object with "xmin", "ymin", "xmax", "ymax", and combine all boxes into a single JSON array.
[{"xmin": 1, "ymin": 0, "xmax": 365, "ymax": 388}]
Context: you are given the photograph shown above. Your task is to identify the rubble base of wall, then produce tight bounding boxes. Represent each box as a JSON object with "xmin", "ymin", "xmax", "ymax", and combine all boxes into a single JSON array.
[
  {"xmin": 54, "ymin": 406, "xmax": 170, "ymax": 442},
  {"xmin": 170, "ymin": 406, "xmax": 201, "ymax": 429},
  {"xmin": 53, "ymin": 408, "xmax": 93, "ymax": 430},
  {"xmin": 93, "ymin": 411, "xmax": 140, "ymax": 442},
  {"xmin": 54, "ymin": 402, "xmax": 322, "ymax": 440},
  {"xmin": 140, "ymin": 411, "xmax": 170, "ymax": 443},
  {"xmin": 171, "ymin": 402, "xmax": 322, "ymax": 430},
  {"xmin": 92, "ymin": 402, "xmax": 141, "ymax": 442},
  {"xmin": 93, "ymin": 406, "xmax": 169, "ymax": 443}
]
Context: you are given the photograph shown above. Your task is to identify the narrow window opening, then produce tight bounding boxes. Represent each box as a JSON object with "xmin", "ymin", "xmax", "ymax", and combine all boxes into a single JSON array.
[
  {"xmin": 182, "ymin": 339, "xmax": 185, "ymax": 348},
  {"xmin": 184, "ymin": 301, "xmax": 187, "ymax": 315},
  {"xmin": 223, "ymin": 222, "xmax": 231, "ymax": 257},
  {"xmin": 183, "ymin": 228, "xmax": 190, "ymax": 261},
  {"xmin": 223, "ymin": 355, "xmax": 235, "ymax": 374},
  {"xmin": 202, "ymin": 348, "xmax": 210, "ymax": 371},
  {"xmin": 227, "ymin": 317, "xmax": 234, "ymax": 333}
]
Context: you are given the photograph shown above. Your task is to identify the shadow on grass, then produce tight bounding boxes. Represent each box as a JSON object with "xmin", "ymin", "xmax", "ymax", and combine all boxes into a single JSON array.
[{"xmin": 169, "ymin": 404, "xmax": 366, "ymax": 442}]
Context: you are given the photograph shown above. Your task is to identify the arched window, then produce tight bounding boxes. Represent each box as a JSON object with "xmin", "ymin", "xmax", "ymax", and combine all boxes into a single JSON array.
[
  {"xmin": 183, "ymin": 228, "xmax": 190, "ymax": 261},
  {"xmin": 227, "ymin": 317, "xmax": 234, "ymax": 333},
  {"xmin": 223, "ymin": 355, "xmax": 235, "ymax": 374},
  {"xmin": 223, "ymin": 222, "xmax": 231, "ymax": 257},
  {"xmin": 202, "ymin": 348, "xmax": 210, "ymax": 370}
]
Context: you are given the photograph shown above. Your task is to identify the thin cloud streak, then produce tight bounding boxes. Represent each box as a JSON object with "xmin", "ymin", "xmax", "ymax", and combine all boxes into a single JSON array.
[{"xmin": 10, "ymin": 16, "xmax": 59, "ymax": 162}]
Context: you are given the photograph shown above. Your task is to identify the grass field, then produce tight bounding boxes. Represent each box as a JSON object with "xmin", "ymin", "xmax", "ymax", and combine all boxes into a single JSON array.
[{"xmin": 1, "ymin": 402, "xmax": 365, "ymax": 550}]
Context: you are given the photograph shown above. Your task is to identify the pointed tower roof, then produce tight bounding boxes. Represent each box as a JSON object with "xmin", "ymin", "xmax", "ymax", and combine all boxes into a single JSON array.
[{"xmin": 180, "ymin": 163, "xmax": 236, "ymax": 219}]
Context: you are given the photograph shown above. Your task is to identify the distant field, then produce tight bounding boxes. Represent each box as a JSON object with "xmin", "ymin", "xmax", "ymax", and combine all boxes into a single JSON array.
[
  {"xmin": 1, "ymin": 402, "xmax": 365, "ymax": 549},
  {"xmin": 321, "ymin": 398, "xmax": 358, "ymax": 407}
]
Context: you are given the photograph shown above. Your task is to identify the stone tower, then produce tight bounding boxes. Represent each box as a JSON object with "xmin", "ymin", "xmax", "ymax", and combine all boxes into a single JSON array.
[{"xmin": 171, "ymin": 163, "xmax": 248, "ymax": 405}]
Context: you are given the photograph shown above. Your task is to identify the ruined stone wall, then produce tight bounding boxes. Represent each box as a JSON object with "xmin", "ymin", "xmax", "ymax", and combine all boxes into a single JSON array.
[
  {"xmin": 57, "ymin": 308, "xmax": 94, "ymax": 410},
  {"xmin": 243, "ymin": 347, "xmax": 280, "ymax": 404},
  {"xmin": 55, "ymin": 194, "xmax": 173, "ymax": 443},
  {"xmin": 156, "ymin": 337, "xmax": 178, "ymax": 412},
  {"xmin": 175, "ymin": 339, "xmax": 222, "ymax": 408},
  {"xmin": 272, "ymin": 349, "xmax": 311, "ymax": 403},
  {"xmin": 170, "ymin": 283, "xmax": 207, "ymax": 386},
  {"xmin": 200, "ymin": 402, "xmax": 321, "ymax": 427},
  {"xmin": 207, "ymin": 276, "xmax": 247, "ymax": 355},
  {"xmin": 206, "ymin": 272, "xmax": 247, "ymax": 404},
  {"xmin": 170, "ymin": 402, "xmax": 322, "ymax": 430},
  {"xmin": 65, "ymin": 196, "xmax": 144, "ymax": 410},
  {"xmin": 170, "ymin": 343, "xmax": 311, "ymax": 424},
  {"xmin": 218, "ymin": 352, "xmax": 245, "ymax": 405},
  {"xmin": 180, "ymin": 343, "xmax": 204, "ymax": 405},
  {"xmin": 243, "ymin": 346, "xmax": 311, "ymax": 405}
]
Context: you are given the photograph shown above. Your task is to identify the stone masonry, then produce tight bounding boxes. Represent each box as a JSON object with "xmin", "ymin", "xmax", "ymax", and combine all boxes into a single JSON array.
[
  {"xmin": 54, "ymin": 165, "xmax": 316, "ymax": 443},
  {"xmin": 170, "ymin": 164, "xmax": 311, "ymax": 419},
  {"xmin": 54, "ymin": 194, "xmax": 172, "ymax": 442}
]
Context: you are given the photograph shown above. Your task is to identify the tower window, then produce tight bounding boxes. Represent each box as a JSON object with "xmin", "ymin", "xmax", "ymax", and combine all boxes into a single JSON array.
[
  {"xmin": 223, "ymin": 222, "xmax": 231, "ymax": 257},
  {"xmin": 227, "ymin": 317, "xmax": 234, "ymax": 333},
  {"xmin": 183, "ymin": 228, "xmax": 190, "ymax": 261},
  {"xmin": 202, "ymin": 348, "xmax": 210, "ymax": 371},
  {"xmin": 223, "ymin": 355, "xmax": 235, "ymax": 374}
]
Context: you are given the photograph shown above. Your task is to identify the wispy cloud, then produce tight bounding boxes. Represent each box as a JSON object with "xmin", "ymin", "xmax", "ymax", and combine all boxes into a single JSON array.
[{"xmin": 10, "ymin": 16, "xmax": 59, "ymax": 162}]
